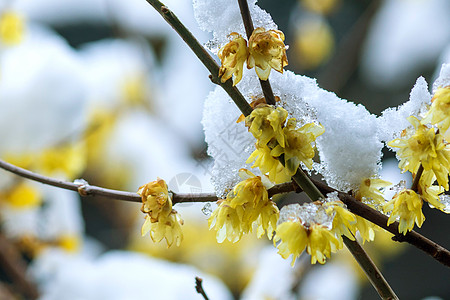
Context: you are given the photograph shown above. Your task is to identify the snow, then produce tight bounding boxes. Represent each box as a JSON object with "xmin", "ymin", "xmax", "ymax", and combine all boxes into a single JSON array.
[
  {"xmin": 241, "ymin": 246, "xmax": 298, "ymax": 300},
  {"xmin": 433, "ymin": 63, "xmax": 450, "ymax": 93},
  {"xmin": 79, "ymin": 38, "xmax": 155, "ymax": 110},
  {"xmin": 377, "ymin": 77, "xmax": 431, "ymax": 145},
  {"xmin": 203, "ymin": 69, "xmax": 383, "ymax": 194},
  {"xmin": 278, "ymin": 203, "xmax": 333, "ymax": 229},
  {"xmin": 201, "ymin": 83, "xmax": 257, "ymax": 197},
  {"xmin": 298, "ymin": 262, "xmax": 358, "ymax": 300},
  {"xmin": 30, "ymin": 249, "xmax": 233, "ymax": 300},
  {"xmin": 0, "ymin": 25, "xmax": 88, "ymax": 154},
  {"xmin": 193, "ymin": 0, "xmax": 276, "ymax": 54}
]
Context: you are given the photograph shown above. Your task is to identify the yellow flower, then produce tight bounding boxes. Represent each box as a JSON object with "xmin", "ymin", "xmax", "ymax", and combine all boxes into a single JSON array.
[
  {"xmin": 208, "ymin": 201, "xmax": 243, "ymax": 243},
  {"xmin": 271, "ymin": 119, "xmax": 324, "ymax": 174},
  {"xmin": 384, "ymin": 189, "xmax": 425, "ymax": 235},
  {"xmin": 141, "ymin": 210, "xmax": 184, "ymax": 247},
  {"xmin": 246, "ymin": 145, "xmax": 291, "ymax": 184},
  {"xmin": 245, "ymin": 104, "xmax": 288, "ymax": 147},
  {"xmin": 354, "ymin": 177, "xmax": 391, "ymax": 209},
  {"xmin": 0, "ymin": 11, "xmax": 24, "ymax": 45},
  {"xmin": 418, "ymin": 172, "xmax": 446, "ymax": 212},
  {"xmin": 347, "ymin": 177, "xmax": 391, "ymax": 243},
  {"xmin": 138, "ymin": 178, "xmax": 172, "ymax": 222},
  {"xmin": 324, "ymin": 200, "xmax": 357, "ymax": 245},
  {"xmin": 274, "ymin": 221, "xmax": 339, "ymax": 265},
  {"xmin": 138, "ymin": 179, "xmax": 183, "ymax": 247},
  {"xmin": 218, "ymin": 32, "xmax": 249, "ymax": 86},
  {"xmin": 274, "ymin": 220, "xmax": 307, "ymax": 265},
  {"xmin": 389, "ymin": 116, "xmax": 450, "ymax": 189},
  {"xmin": 421, "ymin": 86, "xmax": 450, "ymax": 133},
  {"xmin": 208, "ymin": 170, "xmax": 279, "ymax": 242},
  {"xmin": 247, "ymin": 27, "xmax": 288, "ymax": 80},
  {"xmin": 354, "ymin": 216, "xmax": 376, "ymax": 243},
  {"xmin": 0, "ymin": 182, "xmax": 42, "ymax": 208}
]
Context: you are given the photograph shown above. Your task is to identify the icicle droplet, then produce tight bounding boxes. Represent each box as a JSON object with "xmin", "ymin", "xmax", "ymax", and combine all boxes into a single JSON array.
[
  {"xmin": 73, "ymin": 178, "xmax": 89, "ymax": 186},
  {"xmin": 201, "ymin": 203, "xmax": 213, "ymax": 216},
  {"xmin": 390, "ymin": 180, "xmax": 406, "ymax": 193}
]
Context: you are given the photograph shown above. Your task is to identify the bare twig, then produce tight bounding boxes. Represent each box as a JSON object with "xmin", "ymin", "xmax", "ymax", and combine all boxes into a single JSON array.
[
  {"xmin": 237, "ymin": 0, "xmax": 277, "ymax": 105},
  {"xmin": 195, "ymin": 277, "xmax": 209, "ymax": 300},
  {"xmin": 312, "ymin": 179, "xmax": 450, "ymax": 267},
  {"xmin": 145, "ymin": 0, "xmax": 253, "ymax": 116},
  {"xmin": 411, "ymin": 164, "xmax": 424, "ymax": 193},
  {"xmin": 0, "ymin": 158, "xmax": 300, "ymax": 205},
  {"xmin": 343, "ymin": 236, "xmax": 398, "ymax": 300},
  {"xmin": 0, "ymin": 234, "xmax": 39, "ymax": 299}
]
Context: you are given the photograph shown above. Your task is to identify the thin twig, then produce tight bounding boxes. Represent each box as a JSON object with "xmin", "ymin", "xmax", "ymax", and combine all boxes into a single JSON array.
[
  {"xmin": 312, "ymin": 179, "xmax": 450, "ymax": 267},
  {"xmin": 195, "ymin": 277, "xmax": 209, "ymax": 300},
  {"xmin": 0, "ymin": 158, "xmax": 299, "ymax": 205},
  {"xmin": 411, "ymin": 164, "xmax": 424, "ymax": 193},
  {"xmin": 343, "ymin": 236, "xmax": 398, "ymax": 300},
  {"xmin": 286, "ymin": 161, "xmax": 398, "ymax": 297},
  {"xmin": 145, "ymin": 0, "xmax": 253, "ymax": 116},
  {"xmin": 237, "ymin": 0, "xmax": 277, "ymax": 105}
]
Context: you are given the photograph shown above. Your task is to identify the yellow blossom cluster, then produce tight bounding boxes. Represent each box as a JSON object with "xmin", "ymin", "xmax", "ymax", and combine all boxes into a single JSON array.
[
  {"xmin": 324, "ymin": 199, "xmax": 356, "ymax": 246},
  {"xmin": 138, "ymin": 179, "xmax": 183, "ymax": 247},
  {"xmin": 245, "ymin": 104, "xmax": 324, "ymax": 183},
  {"xmin": 386, "ymin": 88, "xmax": 450, "ymax": 234},
  {"xmin": 274, "ymin": 204, "xmax": 340, "ymax": 265},
  {"xmin": 384, "ymin": 189, "xmax": 425, "ymax": 235},
  {"xmin": 208, "ymin": 169, "xmax": 279, "ymax": 243},
  {"xmin": 389, "ymin": 116, "xmax": 450, "ymax": 190},
  {"xmin": 218, "ymin": 27, "xmax": 288, "ymax": 85},
  {"xmin": 352, "ymin": 178, "xmax": 391, "ymax": 243},
  {"xmin": 422, "ymin": 86, "xmax": 450, "ymax": 133}
]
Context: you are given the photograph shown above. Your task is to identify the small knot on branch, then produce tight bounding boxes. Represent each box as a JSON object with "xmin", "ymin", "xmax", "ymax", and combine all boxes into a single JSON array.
[
  {"xmin": 195, "ymin": 276, "xmax": 209, "ymax": 300},
  {"xmin": 161, "ymin": 6, "xmax": 169, "ymax": 14},
  {"xmin": 391, "ymin": 234, "xmax": 406, "ymax": 242},
  {"xmin": 209, "ymin": 74, "xmax": 221, "ymax": 85},
  {"xmin": 74, "ymin": 179, "xmax": 91, "ymax": 197}
]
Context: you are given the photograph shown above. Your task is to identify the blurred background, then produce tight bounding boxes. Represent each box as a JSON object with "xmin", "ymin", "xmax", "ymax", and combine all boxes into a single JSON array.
[{"xmin": 0, "ymin": 0, "xmax": 449, "ymax": 299}]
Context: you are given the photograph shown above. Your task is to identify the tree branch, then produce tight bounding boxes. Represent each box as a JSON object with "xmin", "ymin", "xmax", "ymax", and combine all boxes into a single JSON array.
[
  {"xmin": 312, "ymin": 179, "xmax": 450, "ymax": 267},
  {"xmin": 343, "ymin": 236, "xmax": 398, "ymax": 300},
  {"xmin": 145, "ymin": 0, "xmax": 253, "ymax": 116},
  {"xmin": 237, "ymin": 0, "xmax": 277, "ymax": 105},
  {"xmin": 0, "ymin": 159, "xmax": 300, "ymax": 205},
  {"xmin": 195, "ymin": 277, "xmax": 209, "ymax": 300}
]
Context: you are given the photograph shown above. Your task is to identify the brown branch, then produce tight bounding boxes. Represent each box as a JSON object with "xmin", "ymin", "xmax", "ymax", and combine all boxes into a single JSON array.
[
  {"xmin": 145, "ymin": 0, "xmax": 253, "ymax": 116},
  {"xmin": 312, "ymin": 179, "xmax": 450, "ymax": 267},
  {"xmin": 0, "ymin": 159, "xmax": 300, "ymax": 206},
  {"xmin": 195, "ymin": 277, "xmax": 209, "ymax": 300},
  {"xmin": 268, "ymin": 180, "xmax": 301, "ymax": 198},
  {"xmin": 237, "ymin": 0, "xmax": 277, "ymax": 105},
  {"xmin": 411, "ymin": 164, "xmax": 424, "ymax": 193},
  {"xmin": 343, "ymin": 236, "xmax": 398, "ymax": 300},
  {"xmin": 0, "ymin": 234, "xmax": 39, "ymax": 299}
]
